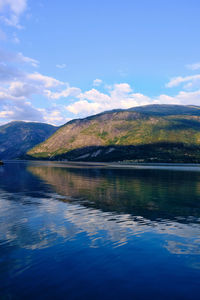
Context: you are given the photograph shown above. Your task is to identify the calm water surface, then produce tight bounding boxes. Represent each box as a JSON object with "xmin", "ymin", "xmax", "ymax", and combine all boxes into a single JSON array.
[{"xmin": 0, "ymin": 161, "xmax": 200, "ymax": 299}]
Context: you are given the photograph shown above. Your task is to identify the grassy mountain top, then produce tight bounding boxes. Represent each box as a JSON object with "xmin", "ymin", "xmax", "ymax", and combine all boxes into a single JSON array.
[
  {"xmin": 27, "ymin": 105, "xmax": 200, "ymax": 162},
  {"xmin": 0, "ymin": 121, "xmax": 58, "ymax": 160}
]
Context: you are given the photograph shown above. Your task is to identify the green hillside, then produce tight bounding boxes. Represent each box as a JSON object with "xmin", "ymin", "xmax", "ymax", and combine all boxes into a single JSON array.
[{"xmin": 27, "ymin": 105, "xmax": 200, "ymax": 162}]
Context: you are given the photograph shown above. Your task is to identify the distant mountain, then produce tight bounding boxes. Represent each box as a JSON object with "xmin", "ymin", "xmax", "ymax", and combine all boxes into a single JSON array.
[
  {"xmin": 0, "ymin": 121, "xmax": 57, "ymax": 160},
  {"xmin": 27, "ymin": 104, "xmax": 200, "ymax": 163}
]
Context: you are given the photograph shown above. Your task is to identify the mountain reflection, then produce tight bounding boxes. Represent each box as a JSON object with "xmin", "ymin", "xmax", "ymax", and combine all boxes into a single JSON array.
[
  {"xmin": 1, "ymin": 162, "xmax": 200, "ymax": 252},
  {"xmin": 25, "ymin": 162, "xmax": 200, "ymax": 257},
  {"xmin": 1, "ymin": 186, "xmax": 200, "ymax": 255},
  {"xmin": 28, "ymin": 163, "xmax": 200, "ymax": 222}
]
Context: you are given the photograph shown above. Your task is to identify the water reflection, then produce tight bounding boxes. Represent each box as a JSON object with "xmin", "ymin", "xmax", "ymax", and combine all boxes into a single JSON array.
[
  {"xmin": 0, "ymin": 162, "xmax": 200, "ymax": 299},
  {"xmin": 28, "ymin": 163, "xmax": 200, "ymax": 222},
  {"xmin": 26, "ymin": 163, "xmax": 200, "ymax": 253}
]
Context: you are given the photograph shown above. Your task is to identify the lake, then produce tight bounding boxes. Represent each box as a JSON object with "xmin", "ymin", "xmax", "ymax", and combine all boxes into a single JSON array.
[{"xmin": 0, "ymin": 161, "xmax": 200, "ymax": 299}]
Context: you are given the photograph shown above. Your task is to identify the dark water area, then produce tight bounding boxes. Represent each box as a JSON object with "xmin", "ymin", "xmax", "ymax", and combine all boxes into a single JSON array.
[{"xmin": 0, "ymin": 161, "xmax": 200, "ymax": 299}]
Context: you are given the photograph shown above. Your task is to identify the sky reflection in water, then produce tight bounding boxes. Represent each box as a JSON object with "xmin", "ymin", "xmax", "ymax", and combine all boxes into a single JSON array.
[{"xmin": 0, "ymin": 161, "xmax": 200, "ymax": 299}]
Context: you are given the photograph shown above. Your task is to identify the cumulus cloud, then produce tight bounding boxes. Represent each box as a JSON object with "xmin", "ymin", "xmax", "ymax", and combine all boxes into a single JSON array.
[
  {"xmin": 79, "ymin": 88, "xmax": 110, "ymax": 103},
  {"xmin": 1, "ymin": 47, "xmax": 200, "ymax": 126},
  {"xmin": 0, "ymin": 0, "xmax": 27, "ymax": 28},
  {"xmin": 66, "ymin": 83, "xmax": 152, "ymax": 116},
  {"xmin": 172, "ymin": 90, "xmax": 200, "ymax": 105},
  {"xmin": 0, "ymin": 67, "xmax": 64, "ymax": 100},
  {"xmin": 40, "ymin": 108, "xmax": 70, "ymax": 125},
  {"xmin": 93, "ymin": 78, "xmax": 102, "ymax": 86},
  {"xmin": 8, "ymin": 81, "xmax": 39, "ymax": 98},
  {"xmin": 67, "ymin": 100, "xmax": 101, "ymax": 115},
  {"xmin": 0, "ymin": 101, "xmax": 44, "ymax": 122},
  {"xmin": 66, "ymin": 81, "xmax": 200, "ymax": 117},
  {"xmin": 0, "ymin": 49, "xmax": 66, "ymax": 124}
]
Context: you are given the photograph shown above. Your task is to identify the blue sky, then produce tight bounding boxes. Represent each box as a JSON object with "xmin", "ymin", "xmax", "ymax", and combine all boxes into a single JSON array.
[{"xmin": 0, "ymin": 0, "xmax": 200, "ymax": 125}]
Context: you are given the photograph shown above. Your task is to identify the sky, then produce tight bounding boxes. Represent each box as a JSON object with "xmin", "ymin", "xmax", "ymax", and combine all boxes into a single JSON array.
[{"xmin": 0, "ymin": 0, "xmax": 200, "ymax": 125}]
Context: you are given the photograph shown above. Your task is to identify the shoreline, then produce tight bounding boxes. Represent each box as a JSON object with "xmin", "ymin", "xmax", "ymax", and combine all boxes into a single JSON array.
[{"xmin": 3, "ymin": 160, "xmax": 200, "ymax": 171}]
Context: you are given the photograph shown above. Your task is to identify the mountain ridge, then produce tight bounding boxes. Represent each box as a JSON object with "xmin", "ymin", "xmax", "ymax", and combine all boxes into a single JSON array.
[{"xmin": 27, "ymin": 104, "xmax": 200, "ymax": 162}]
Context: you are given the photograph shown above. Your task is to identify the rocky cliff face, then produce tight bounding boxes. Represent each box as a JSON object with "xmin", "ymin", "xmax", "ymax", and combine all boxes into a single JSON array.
[
  {"xmin": 0, "ymin": 121, "xmax": 58, "ymax": 159},
  {"xmin": 27, "ymin": 105, "xmax": 200, "ymax": 162}
]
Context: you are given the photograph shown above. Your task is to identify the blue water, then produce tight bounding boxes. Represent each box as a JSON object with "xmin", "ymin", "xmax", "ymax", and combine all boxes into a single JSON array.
[{"xmin": 0, "ymin": 161, "xmax": 200, "ymax": 299}]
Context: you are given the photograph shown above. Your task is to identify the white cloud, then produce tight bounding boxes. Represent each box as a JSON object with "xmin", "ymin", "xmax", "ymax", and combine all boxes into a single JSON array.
[
  {"xmin": 40, "ymin": 108, "xmax": 70, "ymax": 125},
  {"xmin": 186, "ymin": 62, "xmax": 200, "ymax": 71},
  {"xmin": 0, "ymin": 0, "xmax": 27, "ymax": 28},
  {"xmin": 44, "ymin": 110, "xmax": 63, "ymax": 123},
  {"xmin": 27, "ymin": 72, "xmax": 63, "ymax": 88},
  {"xmin": 93, "ymin": 79, "xmax": 102, "ymax": 86},
  {"xmin": 0, "ymin": 65, "xmax": 64, "ymax": 100},
  {"xmin": 66, "ymin": 81, "xmax": 200, "ymax": 117},
  {"xmin": 110, "ymin": 83, "xmax": 133, "ymax": 97},
  {"xmin": 67, "ymin": 100, "xmax": 101, "ymax": 115},
  {"xmin": 66, "ymin": 83, "xmax": 152, "ymax": 116},
  {"xmin": 17, "ymin": 52, "xmax": 38, "ymax": 67},
  {"xmin": 166, "ymin": 74, "xmax": 200, "ymax": 88},
  {"xmin": 56, "ymin": 64, "xmax": 67, "ymax": 69},
  {"xmin": 173, "ymin": 90, "xmax": 200, "ymax": 105},
  {"xmin": 0, "ymin": 88, "xmax": 25, "ymax": 101},
  {"xmin": 79, "ymin": 89, "xmax": 110, "ymax": 103},
  {"xmin": 8, "ymin": 81, "xmax": 39, "ymax": 98},
  {"xmin": 0, "ymin": 49, "xmax": 66, "ymax": 124},
  {"xmin": 0, "ymin": 101, "xmax": 44, "ymax": 122},
  {"xmin": 0, "ymin": 49, "xmax": 200, "ymax": 126},
  {"xmin": 48, "ymin": 86, "xmax": 81, "ymax": 99},
  {"xmin": 0, "ymin": 48, "xmax": 39, "ymax": 67},
  {"xmin": 0, "ymin": 71, "xmax": 64, "ymax": 105}
]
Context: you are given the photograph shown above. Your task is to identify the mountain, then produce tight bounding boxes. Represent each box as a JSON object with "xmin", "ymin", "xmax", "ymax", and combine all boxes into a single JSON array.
[
  {"xmin": 0, "ymin": 121, "xmax": 57, "ymax": 160},
  {"xmin": 27, "ymin": 105, "xmax": 200, "ymax": 163}
]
